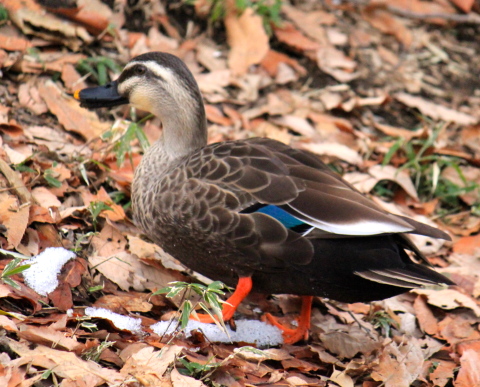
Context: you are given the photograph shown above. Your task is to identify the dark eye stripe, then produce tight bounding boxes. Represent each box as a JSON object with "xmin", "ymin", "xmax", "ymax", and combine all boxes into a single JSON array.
[{"xmin": 117, "ymin": 64, "xmax": 165, "ymax": 83}]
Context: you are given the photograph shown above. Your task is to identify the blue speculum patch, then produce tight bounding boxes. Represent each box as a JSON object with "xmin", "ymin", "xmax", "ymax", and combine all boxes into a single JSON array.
[{"xmin": 255, "ymin": 205, "xmax": 305, "ymax": 229}]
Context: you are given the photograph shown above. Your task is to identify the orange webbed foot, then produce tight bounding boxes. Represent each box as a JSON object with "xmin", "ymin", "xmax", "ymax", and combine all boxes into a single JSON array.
[{"xmin": 263, "ymin": 296, "xmax": 313, "ymax": 344}]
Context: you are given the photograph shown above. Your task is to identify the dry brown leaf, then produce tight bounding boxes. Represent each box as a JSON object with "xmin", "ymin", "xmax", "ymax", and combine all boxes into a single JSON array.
[
  {"xmin": 225, "ymin": 7, "xmax": 269, "ymax": 75},
  {"xmin": 196, "ymin": 43, "xmax": 227, "ymax": 71},
  {"xmin": 273, "ymin": 22, "xmax": 320, "ymax": 52},
  {"xmin": 17, "ymin": 325, "xmax": 84, "ymax": 352},
  {"xmin": 121, "ymin": 346, "xmax": 183, "ymax": 382},
  {"xmin": 260, "ymin": 50, "xmax": 306, "ymax": 78},
  {"xmin": 62, "ymin": 63, "xmax": 88, "ymax": 94},
  {"xmin": 362, "ymin": 7, "xmax": 412, "ymax": 47},
  {"xmin": 371, "ymin": 338, "xmax": 423, "ymax": 387},
  {"xmin": 205, "ymin": 104, "xmax": 233, "ymax": 126},
  {"xmin": 429, "ymin": 360, "xmax": 456, "ymax": 387},
  {"xmin": 18, "ymin": 81, "xmax": 48, "ymax": 115},
  {"xmin": 413, "ymin": 289, "xmax": 480, "ymax": 316},
  {"xmin": 171, "ymin": 369, "xmax": 207, "ymax": 387},
  {"xmin": 7, "ymin": 338, "xmax": 123, "ymax": 385},
  {"xmin": 37, "ymin": 79, "xmax": 110, "ymax": 141},
  {"xmin": 373, "ymin": 121, "xmax": 425, "ymax": 140},
  {"xmin": 299, "ymin": 142, "xmax": 362, "ymax": 165},
  {"xmin": 320, "ymin": 326, "xmax": 381, "ymax": 358},
  {"xmin": 413, "ymin": 296, "xmax": 438, "ymax": 335},
  {"xmin": 0, "ymin": 315, "xmax": 18, "ymax": 332},
  {"xmin": 31, "ymin": 187, "xmax": 62, "ymax": 209},
  {"xmin": 449, "ymin": 0, "xmax": 475, "ymax": 12},
  {"xmin": 94, "ymin": 294, "xmax": 153, "ymax": 313},
  {"xmin": 281, "ymin": 4, "xmax": 331, "ymax": 44},
  {"xmin": 329, "ymin": 369, "xmax": 354, "ymax": 387},
  {"xmin": 395, "ymin": 93, "xmax": 477, "ymax": 125},
  {"xmin": 47, "ymin": 0, "xmax": 112, "ymax": 35},
  {"xmin": 3, "ymin": 0, "xmax": 92, "ymax": 50},
  {"xmin": 0, "ymin": 195, "xmax": 29, "ymax": 249},
  {"xmin": 456, "ymin": 348, "xmax": 480, "ymax": 387},
  {"xmin": 343, "ymin": 165, "xmax": 419, "ymax": 200},
  {"xmin": 271, "ymin": 115, "xmax": 316, "ymax": 138},
  {"xmin": 316, "ymin": 46, "xmax": 359, "ymax": 83},
  {"xmin": 460, "ymin": 125, "xmax": 480, "ymax": 156},
  {"xmin": 0, "ymin": 30, "xmax": 31, "ymax": 51},
  {"xmin": 453, "ymin": 234, "xmax": 480, "ymax": 256}
]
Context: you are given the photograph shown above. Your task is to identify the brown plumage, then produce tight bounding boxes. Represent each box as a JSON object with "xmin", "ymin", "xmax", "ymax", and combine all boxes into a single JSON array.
[{"xmin": 76, "ymin": 52, "xmax": 454, "ymax": 344}]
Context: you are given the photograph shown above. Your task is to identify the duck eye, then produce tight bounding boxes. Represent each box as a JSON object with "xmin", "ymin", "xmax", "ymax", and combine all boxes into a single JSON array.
[{"xmin": 135, "ymin": 66, "xmax": 146, "ymax": 75}]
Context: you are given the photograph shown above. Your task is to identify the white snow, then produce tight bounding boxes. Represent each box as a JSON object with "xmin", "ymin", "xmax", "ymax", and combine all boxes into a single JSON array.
[
  {"xmin": 151, "ymin": 319, "xmax": 283, "ymax": 347},
  {"xmin": 23, "ymin": 247, "xmax": 76, "ymax": 296},
  {"xmin": 85, "ymin": 307, "xmax": 143, "ymax": 333}
]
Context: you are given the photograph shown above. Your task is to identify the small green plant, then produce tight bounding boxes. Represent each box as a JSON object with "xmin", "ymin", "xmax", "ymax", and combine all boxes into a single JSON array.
[
  {"xmin": 368, "ymin": 310, "xmax": 398, "ymax": 337},
  {"xmin": 88, "ymin": 201, "xmax": 113, "ymax": 231},
  {"xmin": 73, "ymin": 231, "xmax": 97, "ymax": 252},
  {"xmin": 83, "ymin": 338, "xmax": 116, "ymax": 362},
  {"xmin": 76, "ymin": 57, "xmax": 122, "ymax": 86},
  {"xmin": 153, "ymin": 281, "xmax": 228, "ymax": 331},
  {"xmin": 44, "ymin": 168, "xmax": 62, "ymax": 188},
  {"xmin": 178, "ymin": 357, "xmax": 219, "ymax": 378},
  {"xmin": 381, "ymin": 128, "xmax": 479, "ymax": 215},
  {"xmin": 0, "ymin": 5, "xmax": 9, "ymax": 24},
  {"xmin": 0, "ymin": 249, "xmax": 30, "ymax": 289},
  {"xmin": 102, "ymin": 116, "xmax": 151, "ymax": 168},
  {"xmin": 203, "ymin": 0, "xmax": 282, "ymax": 34}
]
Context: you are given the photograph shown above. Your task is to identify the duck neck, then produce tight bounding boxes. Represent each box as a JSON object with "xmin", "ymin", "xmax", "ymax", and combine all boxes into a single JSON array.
[{"xmin": 158, "ymin": 98, "xmax": 208, "ymax": 160}]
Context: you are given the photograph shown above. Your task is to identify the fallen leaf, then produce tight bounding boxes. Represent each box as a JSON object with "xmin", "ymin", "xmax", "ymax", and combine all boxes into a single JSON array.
[
  {"xmin": 453, "ymin": 234, "xmax": 480, "ymax": 256},
  {"xmin": 3, "ymin": 0, "xmax": 92, "ymax": 50},
  {"xmin": 362, "ymin": 6, "xmax": 412, "ymax": 47},
  {"xmin": 94, "ymin": 293, "xmax": 153, "ymax": 313},
  {"xmin": 413, "ymin": 289, "xmax": 480, "ymax": 317},
  {"xmin": 413, "ymin": 296, "xmax": 438, "ymax": 335},
  {"xmin": 37, "ymin": 79, "xmax": 110, "ymax": 141},
  {"xmin": 329, "ymin": 368, "xmax": 354, "ymax": 387},
  {"xmin": 395, "ymin": 93, "xmax": 477, "ymax": 125},
  {"xmin": 0, "ymin": 195, "xmax": 29, "ymax": 249},
  {"xmin": 225, "ymin": 6, "xmax": 269, "ymax": 75},
  {"xmin": 299, "ymin": 142, "xmax": 362, "ymax": 165},
  {"xmin": 7, "ymin": 338, "xmax": 122, "ymax": 385},
  {"xmin": 429, "ymin": 360, "xmax": 456, "ymax": 387},
  {"xmin": 31, "ymin": 187, "xmax": 62, "ymax": 209},
  {"xmin": 120, "ymin": 346, "xmax": 183, "ymax": 381},
  {"xmin": 171, "ymin": 368, "xmax": 207, "ymax": 387},
  {"xmin": 17, "ymin": 325, "xmax": 84, "ymax": 352},
  {"xmin": 273, "ymin": 22, "xmax": 320, "ymax": 52},
  {"xmin": 371, "ymin": 338, "xmax": 423, "ymax": 387},
  {"xmin": 455, "ymin": 349, "xmax": 480, "ymax": 387}
]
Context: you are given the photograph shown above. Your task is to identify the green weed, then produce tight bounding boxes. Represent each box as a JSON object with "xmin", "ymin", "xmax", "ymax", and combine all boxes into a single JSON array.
[
  {"xmin": 76, "ymin": 57, "xmax": 122, "ymax": 86},
  {"xmin": 0, "ymin": 249, "xmax": 31, "ymax": 289},
  {"xmin": 153, "ymin": 281, "xmax": 229, "ymax": 331}
]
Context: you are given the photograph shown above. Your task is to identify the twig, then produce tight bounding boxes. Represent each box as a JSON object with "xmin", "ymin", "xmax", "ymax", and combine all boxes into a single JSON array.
[{"xmin": 387, "ymin": 5, "xmax": 480, "ymax": 24}]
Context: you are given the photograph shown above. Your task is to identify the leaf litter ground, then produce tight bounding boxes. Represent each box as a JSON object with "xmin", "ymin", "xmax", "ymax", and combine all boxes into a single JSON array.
[{"xmin": 0, "ymin": 0, "xmax": 479, "ymax": 386}]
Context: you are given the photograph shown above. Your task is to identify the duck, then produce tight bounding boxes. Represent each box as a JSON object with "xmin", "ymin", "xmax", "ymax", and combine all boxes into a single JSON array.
[{"xmin": 75, "ymin": 52, "xmax": 454, "ymax": 344}]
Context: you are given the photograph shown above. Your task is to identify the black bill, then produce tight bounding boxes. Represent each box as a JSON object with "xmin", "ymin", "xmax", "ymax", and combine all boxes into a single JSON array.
[{"xmin": 74, "ymin": 81, "xmax": 128, "ymax": 109}]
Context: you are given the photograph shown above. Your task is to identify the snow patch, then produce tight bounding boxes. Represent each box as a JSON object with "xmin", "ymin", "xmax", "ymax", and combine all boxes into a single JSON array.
[
  {"xmin": 23, "ymin": 247, "xmax": 76, "ymax": 296},
  {"xmin": 85, "ymin": 307, "xmax": 143, "ymax": 333},
  {"xmin": 151, "ymin": 319, "xmax": 283, "ymax": 347}
]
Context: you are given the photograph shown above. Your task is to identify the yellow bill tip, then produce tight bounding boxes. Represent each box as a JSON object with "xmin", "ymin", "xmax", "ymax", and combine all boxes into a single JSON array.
[{"xmin": 73, "ymin": 89, "xmax": 81, "ymax": 100}]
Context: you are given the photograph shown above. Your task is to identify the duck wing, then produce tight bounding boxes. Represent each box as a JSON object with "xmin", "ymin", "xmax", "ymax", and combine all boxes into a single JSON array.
[{"xmin": 186, "ymin": 137, "xmax": 449, "ymax": 242}]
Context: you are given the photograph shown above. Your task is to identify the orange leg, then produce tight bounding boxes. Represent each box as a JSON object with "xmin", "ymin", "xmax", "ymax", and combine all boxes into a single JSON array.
[
  {"xmin": 191, "ymin": 277, "xmax": 253, "ymax": 323},
  {"xmin": 264, "ymin": 296, "xmax": 313, "ymax": 344}
]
